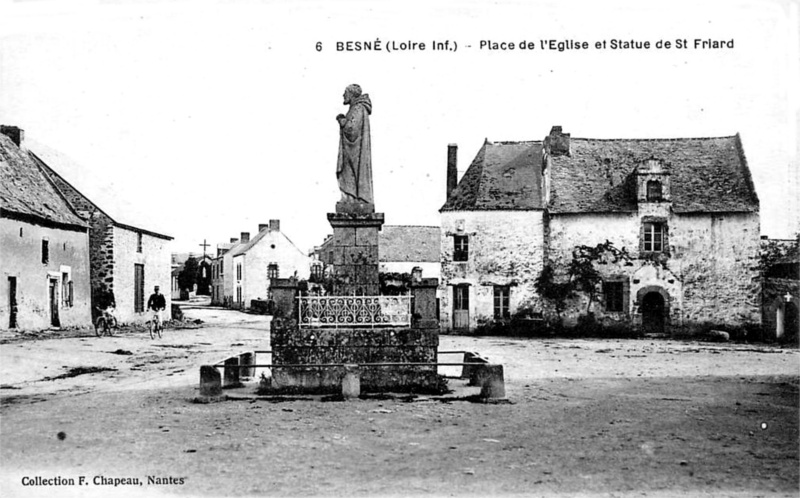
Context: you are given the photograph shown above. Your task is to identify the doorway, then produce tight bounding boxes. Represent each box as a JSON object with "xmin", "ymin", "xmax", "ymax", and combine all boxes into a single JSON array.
[
  {"xmin": 8, "ymin": 277, "xmax": 17, "ymax": 329},
  {"xmin": 452, "ymin": 285, "xmax": 469, "ymax": 331},
  {"xmin": 49, "ymin": 278, "xmax": 60, "ymax": 328},
  {"xmin": 641, "ymin": 291, "xmax": 665, "ymax": 334}
]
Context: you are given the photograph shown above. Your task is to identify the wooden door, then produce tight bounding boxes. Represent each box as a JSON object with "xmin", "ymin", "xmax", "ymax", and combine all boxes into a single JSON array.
[
  {"xmin": 49, "ymin": 278, "xmax": 60, "ymax": 327},
  {"xmin": 452, "ymin": 285, "xmax": 469, "ymax": 330}
]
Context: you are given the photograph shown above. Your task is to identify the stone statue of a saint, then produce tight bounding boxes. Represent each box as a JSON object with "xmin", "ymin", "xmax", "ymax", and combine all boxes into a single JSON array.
[{"xmin": 336, "ymin": 84, "xmax": 374, "ymax": 206}]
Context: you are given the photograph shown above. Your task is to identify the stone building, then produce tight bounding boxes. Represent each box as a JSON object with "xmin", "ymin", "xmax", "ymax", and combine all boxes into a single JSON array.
[
  {"xmin": 27, "ymin": 140, "xmax": 172, "ymax": 325},
  {"xmin": 439, "ymin": 127, "xmax": 761, "ymax": 334},
  {"xmin": 0, "ymin": 128, "xmax": 92, "ymax": 330},
  {"xmin": 212, "ymin": 220, "xmax": 311, "ymax": 309}
]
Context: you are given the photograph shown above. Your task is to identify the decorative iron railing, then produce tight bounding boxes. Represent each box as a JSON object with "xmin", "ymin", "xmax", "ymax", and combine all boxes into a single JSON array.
[{"xmin": 297, "ymin": 295, "xmax": 412, "ymax": 328}]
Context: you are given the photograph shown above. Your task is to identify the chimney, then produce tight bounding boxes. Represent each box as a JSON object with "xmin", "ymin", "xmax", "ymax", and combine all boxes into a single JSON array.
[
  {"xmin": 240, "ymin": 232, "xmax": 250, "ymax": 243},
  {"xmin": 259, "ymin": 223, "xmax": 269, "ymax": 232},
  {"xmin": 446, "ymin": 144, "xmax": 458, "ymax": 200},
  {"xmin": 0, "ymin": 125, "xmax": 24, "ymax": 149},
  {"xmin": 230, "ymin": 238, "xmax": 239, "ymax": 244},
  {"xmin": 269, "ymin": 219, "xmax": 280, "ymax": 232},
  {"xmin": 544, "ymin": 126, "xmax": 570, "ymax": 157}
]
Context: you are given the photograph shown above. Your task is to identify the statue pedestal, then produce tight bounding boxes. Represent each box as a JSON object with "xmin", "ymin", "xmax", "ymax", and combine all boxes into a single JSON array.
[{"xmin": 327, "ymin": 209, "xmax": 384, "ymax": 296}]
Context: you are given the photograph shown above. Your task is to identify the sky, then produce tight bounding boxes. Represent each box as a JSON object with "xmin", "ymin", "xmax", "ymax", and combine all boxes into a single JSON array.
[{"xmin": 1, "ymin": 0, "xmax": 798, "ymax": 255}]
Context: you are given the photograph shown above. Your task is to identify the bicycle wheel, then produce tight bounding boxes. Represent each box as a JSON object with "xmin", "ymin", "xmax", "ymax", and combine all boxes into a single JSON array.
[
  {"xmin": 95, "ymin": 317, "xmax": 104, "ymax": 337},
  {"xmin": 105, "ymin": 319, "xmax": 113, "ymax": 337},
  {"xmin": 148, "ymin": 320, "xmax": 155, "ymax": 340}
]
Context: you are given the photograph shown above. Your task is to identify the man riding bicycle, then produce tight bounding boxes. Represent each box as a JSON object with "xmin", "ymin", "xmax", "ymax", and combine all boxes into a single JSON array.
[{"xmin": 146, "ymin": 285, "xmax": 167, "ymax": 331}]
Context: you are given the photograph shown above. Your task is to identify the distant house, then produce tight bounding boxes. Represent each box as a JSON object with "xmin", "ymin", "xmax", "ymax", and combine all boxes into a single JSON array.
[
  {"xmin": 212, "ymin": 220, "xmax": 310, "ymax": 310},
  {"xmin": 26, "ymin": 136, "xmax": 172, "ymax": 325},
  {"xmin": 171, "ymin": 253, "xmax": 213, "ymax": 299},
  {"xmin": 439, "ymin": 126, "xmax": 761, "ymax": 334},
  {"xmin": 0, "ymin": 127, "xmax": 92, "ymax": 330}
]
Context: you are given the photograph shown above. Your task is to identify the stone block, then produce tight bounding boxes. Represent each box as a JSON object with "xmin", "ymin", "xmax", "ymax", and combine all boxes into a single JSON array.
[
  {"xmin": 355, "ymin": 227, "xmax": 379, "ymax": 247},
  {"xmin": 199, "ymin": 365, "xmax": 222, "ymax": 396},
  {"xmin": 333, "ymin": 246, "xmax": 346, "ymax": 265},
  {"xmin": 223, "ymin": 357, "xmax": 241, "ymax": 387},
  {"xmin": 464, "ymin": 352, "xmax": 489, "ymax": 382},
  {"xmin": 335, "ymin": 227, "xmax": 356, "ymax": 247},
  {"xmin": 478, "ymin": 364, "xmax": 506, "ymax": 399},
  {"xmin": 341, "ymin": 365, "xmax": 361, "ymax": 398},
  {"xmin": 239, "ymin": 352, "xmax": 255, "ymax": 378}
]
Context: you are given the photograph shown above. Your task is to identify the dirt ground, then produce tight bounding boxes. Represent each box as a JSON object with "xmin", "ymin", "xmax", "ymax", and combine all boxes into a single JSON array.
[{"xmin": 0, "ymin": 304, "xmax": 798, "ymax": 498}]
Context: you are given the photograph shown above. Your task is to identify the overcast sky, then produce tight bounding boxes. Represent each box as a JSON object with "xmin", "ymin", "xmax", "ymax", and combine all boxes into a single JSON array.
[{"xmin": 2, "ymin": 0, "xmax": 798, "ymax": 254}]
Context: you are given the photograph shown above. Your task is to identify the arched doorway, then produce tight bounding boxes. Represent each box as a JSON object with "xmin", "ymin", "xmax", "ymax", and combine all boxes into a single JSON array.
[{"xmin": 641, "ymin": 292, "xmax": 665, "ymax": 334}]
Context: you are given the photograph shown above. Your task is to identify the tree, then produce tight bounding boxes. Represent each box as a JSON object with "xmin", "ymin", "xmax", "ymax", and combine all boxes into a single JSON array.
[{"xmin": 178, "ymin": 257, "xmax": 199, "ymax": 292}]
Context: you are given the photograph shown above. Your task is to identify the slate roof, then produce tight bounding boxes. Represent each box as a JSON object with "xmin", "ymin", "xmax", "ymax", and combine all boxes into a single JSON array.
[
  {"xmin": 0, "ymin": 134, "xmax": 88, "ymax": 230},
  {"xmin": 440, "ymin": 140, "xmax": 544, "ymax": 211},
  {"xmin": 30, "ymin": 152, "xmax": 172, "ymax": 239},
  {"xmin": 548, "ymin": 135, "xmax": 759, "ymax": 214},
  {"xmin": 379, "ymin": 225, "xmax": 440, "ymax": 263},
  {"xmin": 229, "ymin": 228, "xmax": 305, "ymax": 257},
  {"xmin": 441, "ymin": 133, "xmax": 759, "ymax": 214}
]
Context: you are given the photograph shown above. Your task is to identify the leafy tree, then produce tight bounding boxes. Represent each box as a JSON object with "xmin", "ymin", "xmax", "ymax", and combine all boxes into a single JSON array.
[{"xmin": 178, "ymin": 257, "xmax": 199, "ymax": 292}]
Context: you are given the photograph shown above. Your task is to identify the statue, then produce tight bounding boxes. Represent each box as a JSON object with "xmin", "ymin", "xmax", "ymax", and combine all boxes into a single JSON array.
[{"xmin": 336, "ymin": 84, "xmax": 374, "ymax": 206}]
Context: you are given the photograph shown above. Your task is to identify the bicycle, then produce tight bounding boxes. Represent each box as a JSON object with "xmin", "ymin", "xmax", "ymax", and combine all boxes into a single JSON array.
[
  {"xmin": 94, "ymin": 307, "xmax": 117, "ymax": 337},
  {"xmin": 148, "ymin": 309, "xmax": 164, "ymax": 339}
]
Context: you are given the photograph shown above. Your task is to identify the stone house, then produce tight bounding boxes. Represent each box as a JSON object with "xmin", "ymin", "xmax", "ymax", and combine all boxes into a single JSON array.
[
  {"xmin": 439, "ymin": 127, "xmax": 761, "ymax": 334},
  {"xmin": 0, "ymin": 127, "xmax": 92, "ymax": 330},
  {"xmin": 27, "ymin": 141, "xmax": 172, "ymax": 325},
  {"xmin": 214, "ymin": 220, "xmax": 311, "ymax": 310}
]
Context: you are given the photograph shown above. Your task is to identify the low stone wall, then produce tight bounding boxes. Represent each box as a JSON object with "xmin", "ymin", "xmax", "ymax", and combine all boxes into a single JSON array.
[{"xmin": 270, "ymin": 319, "xmax": 441, "ymax": 393}]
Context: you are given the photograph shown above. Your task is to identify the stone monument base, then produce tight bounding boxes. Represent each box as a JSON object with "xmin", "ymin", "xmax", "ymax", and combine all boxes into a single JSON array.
[{"xmin": 269, "ymin": 320, "xmax": 444, "ymax": 394}]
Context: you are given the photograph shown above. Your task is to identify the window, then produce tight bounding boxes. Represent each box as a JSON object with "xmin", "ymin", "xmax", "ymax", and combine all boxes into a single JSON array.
[
  {"xmin": 236, "ymin": 263, "xmax": 242, "ymax": 281},
  {"xmin": 136, "ymin": 232, "xmax": 143, "ymax": 253},
  {"xmin": 453, "ymin": 285, "xmax": 469, "ymax": 311},
  {"xmin": 68, "ymin": 281, "xmax": 74, "ymax": 307},
  {"xmin": 605, "ymin": 281, "xmax": 624, "ymax": 312},
  {"xmin": 134, "ymin": 264, "xmax": 145, "ymax": 313},
  {"xmin": 220, "ymin": 260, "xmax": 224, "ymax": 275},
  {"xmin": 646, "ymin": 180, "xmax": 663, "ymax": 202},
  {"xmin": 493, "ymin": 286, "xmax": 510, "ymax": 319},
  {"xmin": 311, "ymin": 263, "xmax": 323, "ymax": 281},
  {"xmin": 453, "ymin": 235, "xmax": 469, "ymax": 262},
  {"xmin": 642, "ymin": 222, "xmax": 665, "ymax": 253},
  {"xmin": 41, "ymin": 239, "xmax": 49, "ymax": 265},
  {"xmin": 62, "ymin": 273, "xmax": 69, "ymax": 306},
  {"xmin": 268, "ymin": 264, "xmax": 279, "ymax": 280}
]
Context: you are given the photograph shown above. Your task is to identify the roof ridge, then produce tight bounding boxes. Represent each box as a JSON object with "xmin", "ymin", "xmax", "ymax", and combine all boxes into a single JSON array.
[{"xmin": 569, "ymin": 135, "xmax": 738, "ymax": 142}]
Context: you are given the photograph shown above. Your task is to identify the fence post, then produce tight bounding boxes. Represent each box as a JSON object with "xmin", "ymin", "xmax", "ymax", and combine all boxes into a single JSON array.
[
  {"xmin": 199, "ymin": 365, "xmax": 222, "ymax": 396},
  {"xmin": 239, "ymin": 352, "xmax": 254, "ymax": 378}
]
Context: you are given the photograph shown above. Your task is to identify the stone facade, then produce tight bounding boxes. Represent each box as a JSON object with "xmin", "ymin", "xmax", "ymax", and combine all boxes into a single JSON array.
[
  {"xmin": 0, "ymin": 218, "xmax": 92, "ymax": 330},
  {"xmin": 439, "ymin": 210, "xmax": 546, "ymax": 332},
  {"xmin": 439, "ymin": 127, "xmax": 761, "ymax": 334},
  {"xmin": 546, "ymin": 212, "xmax": 761, "ymax": 329},
  {"xmin": 113, "ymin": 226, "xmax": 172, "ymax": 324}
]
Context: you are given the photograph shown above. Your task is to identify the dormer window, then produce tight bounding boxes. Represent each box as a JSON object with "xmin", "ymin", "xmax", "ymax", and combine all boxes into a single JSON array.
[{"xmin": 646, "ymin": 180, "xmax": 663, "ymax": 202}]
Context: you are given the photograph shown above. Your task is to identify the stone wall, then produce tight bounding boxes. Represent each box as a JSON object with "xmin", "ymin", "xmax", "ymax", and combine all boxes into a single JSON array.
[
  {"xmin": 270, "ymin": 320, "xmax": 440, "ymax": 393},
  {"xmin": 546, "ymin": 211, "xmax": 761, "ymax": 329},
  {"xmin": 113, "ymin": 226, "xmax": 172, "ymax": 324},
  {"xmin": 438, "ymin": 210, "xmax": 546, "ymax": 332},
  {"xmin": 0, "ymin": 218, "xmax": 92, "ymax": 330}
]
